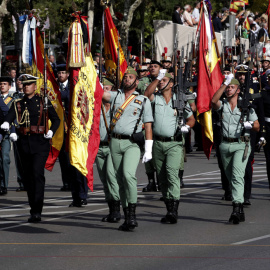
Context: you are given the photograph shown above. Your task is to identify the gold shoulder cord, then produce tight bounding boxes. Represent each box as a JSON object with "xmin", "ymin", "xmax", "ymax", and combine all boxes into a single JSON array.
[{"xmin": 14, "ymin": 101, "xmax": 30, "ymax": 127}]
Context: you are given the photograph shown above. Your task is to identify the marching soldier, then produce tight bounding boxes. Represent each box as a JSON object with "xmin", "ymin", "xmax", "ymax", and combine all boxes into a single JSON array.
[
  {"xmin": 1, "ymin": 74, "xmax": 60, "ymax": 222},
  {"xmin": 144, "ymin": 70, "xmax": 195, "ymax": 224},
  {"xmin": 212, "ymin": 76, "xmax": 259, "ymax": 224},
  {"xmin": 0, "ymin": 76, "xmax": 17, "ymax": 195},
  {"xmin": 213, "ymin": 66, "xmax": 231, "ymax": 201},
  {"xmin": 56, "ymin": 63, "xmax": 72, "ymax": 191},
  {"xmin": 137, "ymin": 60, "xmax": 163, "ymax": 192},
  {"xmin": 260, "ymin": 55, "xmax": 270, "ymax": 89},
  {"xmin": 102, "ymin": 67, "xmax": 154, "ymax": 231},
  {"xmin": 96, "ymin": 78, "xmax": 120, "ymax": 223},
  {"xmin": 235, "ymin": 64, "xmax": 265, "ymax": 205},
  {"xmin": 261, "ymin": 69, "xmax": 270, "ymax": 190}
]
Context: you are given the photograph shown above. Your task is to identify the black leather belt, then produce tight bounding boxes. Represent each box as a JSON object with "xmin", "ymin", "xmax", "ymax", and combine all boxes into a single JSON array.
[
  {"xmin": 112, "ymin": 133, "xmax": 131, "ymax": 140},
  {"xmin": 155, "ymin": 135, "xmax": 182, "ymax": 142},
  {"xmin": 99, "ymin": 141, "xmax": 109, "ymax": 146},
  {"xmin": 223, "ymin": 137, "xmax": 245, "ymax": 142}
]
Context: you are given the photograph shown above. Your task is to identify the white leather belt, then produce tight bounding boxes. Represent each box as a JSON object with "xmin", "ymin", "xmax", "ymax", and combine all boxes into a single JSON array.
[{"xmin": 265, "ymin": 117, "xmax": 270, "ymax": 122}]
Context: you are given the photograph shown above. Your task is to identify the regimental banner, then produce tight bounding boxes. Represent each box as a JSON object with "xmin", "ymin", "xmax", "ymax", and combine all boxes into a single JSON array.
[
  {"xmin": 21, "ymin": 14, "xmax": 64, "ymax": 171},
  {"xmin": 196, "ymin": 0, "xmax": 224, "ymax": 159},
  {"xmin": 104, "ymin": 7, "xmax": 128, "ymax": 81},
  {"xmin": 68, "ymin": 15, "xmax": 103, "ymax": 191}
]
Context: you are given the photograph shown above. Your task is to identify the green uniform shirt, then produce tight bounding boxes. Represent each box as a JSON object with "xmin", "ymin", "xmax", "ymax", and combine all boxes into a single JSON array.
[
  {"xmin": 152, "ymin": 93, "xmax": 193, "ymax": 137},
  {"xmin": 99, "ymin": 106, "xmax": 110, "ymax": 142},
  {"xmin": 109, "ymin": 89, "xmax": 153, "ymax": 135},
  {"xmin": 216, "ymin": 99, "xmax": 258, "ymax": 138},
  {"xmin": 137, "ymin": 76, "xmax": 153, "ymax": 95}
]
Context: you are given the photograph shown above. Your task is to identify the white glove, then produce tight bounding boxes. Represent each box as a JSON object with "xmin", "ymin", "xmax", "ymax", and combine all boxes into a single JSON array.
[
  {"xmin": 259, "ymin": 137, "xmax": 266, "ymax": 146},
  {"xmin": 243, "ymin": 121, "xmax": 253, "ymax": 130},
  {"xmin": 224, "ymin": 73, "xmax": 234, "ymax": 86},
  {"xmin": 0, "ymin": 134, "xmax": 3, "ymax": 143},
  {"xmin": 44, "ymin": 130, "xmax": 53, "ymax": 139},
  {"xmin": 142, "ymin": 140, "xmax": 153, "ymax": 163},
  {"xmin": 1, "ymin": 122, "xmax": 10, "ymax": 131},
  {"xmin": 156, "ymin": 69, "xmax": 167, "ymax": 80},
  {"xmin": 9, "ymin": 133, "xmax": 18, "ymax": 142},
  {"xmin": 181, "ymin": 125, "xmax": 190, "ymax": 134}
]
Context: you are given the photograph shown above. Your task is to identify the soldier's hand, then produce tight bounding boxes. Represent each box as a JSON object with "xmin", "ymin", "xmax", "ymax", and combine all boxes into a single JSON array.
[
  {"xmin": 142, "ymin": 140, "xmax": 153, "ymax": 163},
  {"xmin": 1, "ymin": 122, "xmax": 10, "ymax": 131},
  {"xmin": 0, "ymin": 134, "xmax": 2, "ymax": 143},
  {"xmin": 181, "ymin": 125, "xmax": 190, "ymax": 133},
  {"xmin": 9, "ymin": 133, "xmax": 18, "ymax": 142},
  {"xmin": 224, "ymin": 73, "xmax": 234, "ymax": 86},
  {"xmin": 44, "ymin": 130, "xmax": 53, "ymax": 139},
  {"xmin": 259, "ymin": 137, "xmax": 266, "ymax": 146},
  {"xmin": 243, "ymin": 121, "xmax": 253, "ymax": 130},
  {"xmin": 156, "ymin": 69, "xmax": 167, "ymax": 81}
]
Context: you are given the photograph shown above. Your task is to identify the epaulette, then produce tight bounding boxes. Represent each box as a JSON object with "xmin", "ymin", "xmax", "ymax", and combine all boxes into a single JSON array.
[{"xmin": 4, "ymin": 96, "xmax": 13, "ymax": 105}]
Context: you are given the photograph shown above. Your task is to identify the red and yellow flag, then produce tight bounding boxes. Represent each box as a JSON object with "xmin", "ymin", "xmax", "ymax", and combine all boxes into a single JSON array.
[
  {"xmin": 244, "ymin": 16, "xmax": 250, "ymax": 30},
  {"xmin": 32, "ymin": 28, "xmax": 64, "ymax": 171},
  {"xmin": 67, "ymin": 16, "xmax": 103, "ymax": 191},
  {"xmin": 104, "ymin": 7, "xmax": 128, "ymax": 80},
  {"xmin": 197, "ymin": 1, "xmax": 224, "ymax": 159},
  {"xmin": 229, "ymin": 1, "xmax": 245, "ymax": 14}
]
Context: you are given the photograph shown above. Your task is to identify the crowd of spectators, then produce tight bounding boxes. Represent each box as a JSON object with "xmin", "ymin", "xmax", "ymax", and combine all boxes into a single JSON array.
[{"xmin": 172, "ymin": 4, "xmax": 269, "ymax": 47}]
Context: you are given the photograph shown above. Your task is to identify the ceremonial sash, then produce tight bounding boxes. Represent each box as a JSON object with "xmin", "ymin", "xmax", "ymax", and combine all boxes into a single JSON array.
[{"xmin": 110, "ymin": 94, "xmax": 136, "ymax": 132}]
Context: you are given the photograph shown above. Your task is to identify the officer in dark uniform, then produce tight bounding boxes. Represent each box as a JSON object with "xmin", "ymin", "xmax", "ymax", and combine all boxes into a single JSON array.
[
  {"xmin": 56, "ymin": 63, "xmax": 72, "ymax": 191},
  {"xmin": 261, "ymin": 69, "xmax": 270, "ymax": 190},
  {"xmin": 235, "ymin": 64, "xmax": 266, "ymax": 205},
  {"xmin": 260, "ymin": 55, "xmax": 270, "ymax": 89},
  {"xmin": 1, "ymin": 74, "xmax": 60, "ymax": 223}
]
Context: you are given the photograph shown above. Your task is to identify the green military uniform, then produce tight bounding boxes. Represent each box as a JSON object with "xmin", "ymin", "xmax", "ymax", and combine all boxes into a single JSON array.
[
  {"xmin": 137, "ymin": 75, "xmax": 159, "ymax": 192},
  {"xmin": 216, "ymin": 98, "xmax": 258, "ymax": 204},
  {"xmin": 96, "ymin": 106, "xmax": 119, "ymax": 202},
  {"xmin": 152, "ymin": 93, "xmax": 193, "ymax": 202},
  {"xmin": 109, "ymin": 89, "xmax": 153, "ymax": 208},
  {"xmin": 137, "ymin": 76, "xmax": 152, "ymax": 95}
]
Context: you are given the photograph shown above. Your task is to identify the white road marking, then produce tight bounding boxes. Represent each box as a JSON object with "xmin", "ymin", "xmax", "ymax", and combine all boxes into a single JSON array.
[{"xmin": 232, "ymin": 234, "xmax": 270, "ymax": 245}]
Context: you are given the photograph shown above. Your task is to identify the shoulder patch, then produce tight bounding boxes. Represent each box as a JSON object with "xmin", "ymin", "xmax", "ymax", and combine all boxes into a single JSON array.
[
  {"xmin": 134, "ymin": 99, "xmax": 142, "ymax": 105},
  {"xmin": 4, "ymin": 96, "xmax": 13, "ymax": 105},
  {"xmin": 249, "ymin": 88, "xmax": 254, "ymax": 94}
]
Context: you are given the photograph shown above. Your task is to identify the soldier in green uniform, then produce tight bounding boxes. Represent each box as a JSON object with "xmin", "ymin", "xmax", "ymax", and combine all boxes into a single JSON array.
[
  {"xmin": 102, "ymin": 67, "xmax": 153, "ymax": 231},
  {"xmin": 0, "ymin": 76, "xmax": 17, "ymax": 195},
  {"xmin": 212, "ymin": 76, "xmax": 259, "ymax": 224},
  {"xmin": 96, "ymin": 78, "xmax": 120, "ymax": 223},
  {"xmin": 137, "ymin": 60, "xmax": 163, "ymax": 192},
  {"xmin": 144, "ymin": 70, "xmax": 195, "ymax": 224}
]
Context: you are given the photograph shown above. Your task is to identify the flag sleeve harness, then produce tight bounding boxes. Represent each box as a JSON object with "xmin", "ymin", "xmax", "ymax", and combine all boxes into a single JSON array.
[
  {"xmin": 110, "ymin": 94, "xmax": 137, "ymax": 132},
  {"xmin": 15, "ymin": 99, "xmax": 46, "ymax": 135}
]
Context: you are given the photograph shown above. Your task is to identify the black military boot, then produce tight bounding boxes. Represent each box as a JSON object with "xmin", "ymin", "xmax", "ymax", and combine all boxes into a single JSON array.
[
  {"xmin": 142, "ymin": 172, "xmax": 157, "ymax": 192},
  {"xmin": 179, "ymin": 170, "xmax": 184, "ymax": 188},
  {"xmin": 222, "ymin": 190, "xmax": 232, "ymax": 201},
  {"xmin": 239, "ymin": 203, "xmax": 245, "ymax": 222},
  {"xmin": 229, "ymin": 202, "xmax": 241, "ymax": 224},
  {"xmin": 107, "ymin": 200, "xmax": 121, "ymax": 222},
  {"xmin": 161, "ymin": 199, "xmax": 178, "ymax": 224},
  {"xmin": 127, "ymin": 203, "xmax": 138, "ymax": 230},
  {"xmin": 102, "ymin": 201, "xmax": 113, "ymax": 222},
  {"xmin": 118, "ymin": 207, "xmax": 129, "ymax": 231}
]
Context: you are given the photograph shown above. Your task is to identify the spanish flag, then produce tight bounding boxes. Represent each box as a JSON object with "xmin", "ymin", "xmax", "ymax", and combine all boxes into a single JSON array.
[
  {"xmin": 103, "ymin": 7, "xmax": 128, "ymax": 80},
  {"xmin": 229, "ymin": 1, "xmax": 245, "ymax": 14},
  {"xmin": 196, "ymin": 0, "xmax": 224, "ymax": 159},
  {"xmin": 21, "ymin": 14, "xmax": 64, "ymax": 171},
  {"xmin": 244, "ymin": 16, "xmax": 250, "ymax": 30},
  {"xmin": 67, "ymin": 14, "xmax": 103, "ymax": 191}
]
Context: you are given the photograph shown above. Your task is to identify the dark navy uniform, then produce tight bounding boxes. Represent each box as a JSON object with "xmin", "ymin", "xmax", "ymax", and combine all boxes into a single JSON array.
[
  {"xmin": 5, "ymin": 95, "xmax": 60, "ymax": 217},
  {"xmin": 261, "ymin": 84, "xmax": 270, "ymax": 189}
]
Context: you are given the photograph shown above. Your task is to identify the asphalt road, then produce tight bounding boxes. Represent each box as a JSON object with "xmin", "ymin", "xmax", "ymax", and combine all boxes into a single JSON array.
[{"xmin": 0, "ymin": 147, "xmax": 270, "ymax": 270}]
